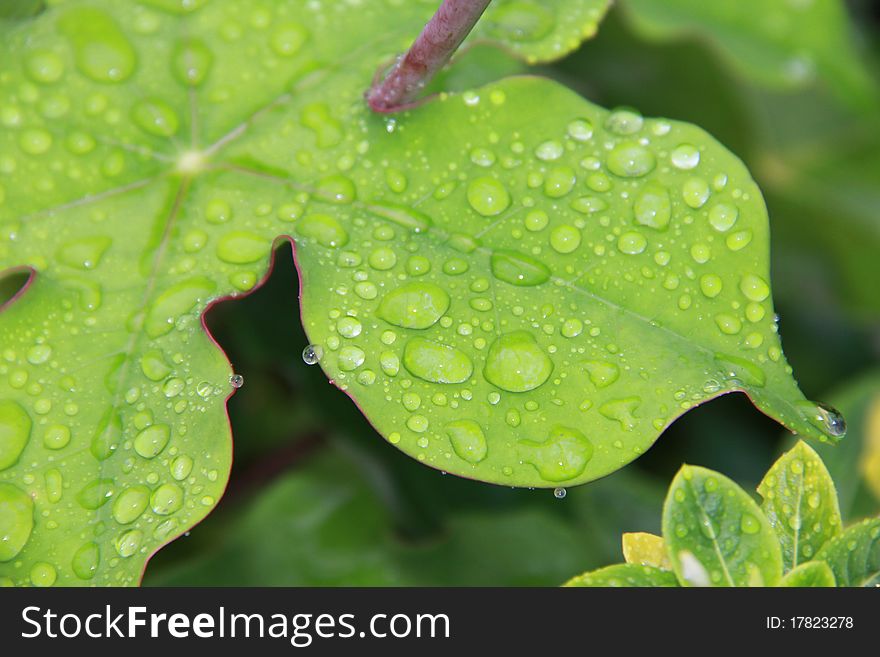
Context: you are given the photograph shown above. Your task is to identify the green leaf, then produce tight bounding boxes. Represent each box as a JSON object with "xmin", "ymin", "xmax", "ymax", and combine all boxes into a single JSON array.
[
  {"xmin": 473, "ymin": 0, "xmax": 611, "ymax": 63},
  {"xmin": 815, "ymin": 517, "xmax": 880, "ymax": 587},
  {"xmin": 663, "ymin": 465, "xmax": 783, "ymax": 586},
  {"xmin": 563, "ymin": 562, "xmax": 678, "ymax": 587},
  {"xmin": 0, "ymin": 0, "xmax": 832, "ymax": 585},
  {"xmin": 620, "ymin": 0, "xmax": 878, "ymax": 108},
  {"xmin": 778, "ymin": 560, "xmax": 836, "ymax": 587},
  {"xmin": 758, "ymin": 441, "xmax": 842, "ymax": 570},
  {"xmin": 621, "ymin": 531, "xmax": 670, "ymax": 569}
]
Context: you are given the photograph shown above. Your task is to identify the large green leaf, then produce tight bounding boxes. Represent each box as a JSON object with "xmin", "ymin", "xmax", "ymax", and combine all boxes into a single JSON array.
[
  {"xmin": 815, "ymin": 517, "xmax": 880, "ymax": 587},
  {"xmin": 620, "ymin": 0, "xmax": 878, "ymax": 108},
  {"xmin": 563, "ymin": 562, "xmax": 678, "ymax": 587},
  {"xmin": 758, "ymin": 441, "xmax": 842, "ymax": 570},
  {"xmin": 0, "ymin": 0, "xmax": 837, "ymax": 586},
  {"xmin": 663, "ymin": 465, "xmax": 783, "ymax": 586}
]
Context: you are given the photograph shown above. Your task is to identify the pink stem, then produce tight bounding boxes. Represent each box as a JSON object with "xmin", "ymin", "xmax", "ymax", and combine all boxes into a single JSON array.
[{"xmin": 366, "ymin": 0, "xmax": 492, "ymax": 113}]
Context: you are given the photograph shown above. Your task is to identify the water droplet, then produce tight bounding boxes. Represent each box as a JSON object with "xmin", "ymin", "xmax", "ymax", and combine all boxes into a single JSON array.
[
  {"xmin": 229, "ymin": 373, "xmax": 244, "ymax": 388},
  {"xmin": 206, "ymin": 198, "xmax": 232, "ymax": 224},
  {"xmin": 682, "ymin": 177, "xmax": 710, "ymax": 208},
  {"xmin": 317, "ymin": 174, "xmax": 356, "ymax": 203},
  {"xmin": 302, "ymin": 344, "xmax": 323, "ymax": 365},
  {"xmin": 544, "ymin": 165, "xmax": 576, "ymax": 198},
  {"xmin": 524, "ymin": 209, "xmax": 549, "ymax": 232},
  {"xmin": 57, "ymin": 236, "xmax": 112, "ymax": 270},
  {"xmin": 605, "ymin": 109, "xmax": 643, "ymax": 135},
  {"xmin": 607, "ymin": 142, "xmax": 655, "ymax": 177},
  {"xmin": 172, "ymin": 38, "xmax": 212, "ymax": 86},
  {"xmin": 519, "ymin": 425, "xmax": 593, "ymax": 482},
  {"xmin": 699, "ymin": 274, "xmax": 723, "ymax": 298},
  {"xmin": 485, "ymin": 2, "xmax": 555, "ymax": 42},
  {"xmin": 670, "ymin": 144, "xmax": 700, "ymax": 170},
  {"xmin": 467, "ymin": 177, "xmax": 510, "ymax": 216},
  {"xmin": 570, "ymin": 195, "xmax": 607, "ymax": 214},
  {"xmin": 132, "ymin": 98, "xmax": 180, "ymax": 137},
  {"xmin": 535, "ymin": 140, "xmax": 564, "ymax": 162},
  {"xmin": 72, "ymin": 542, "xmax": 100, "ymax": 580},
  {"xmin": 141, "ymin": 350, "xmax": 171, "ymax": 381},
  {"xmin": 26, "ymin": 344, "xmax": 52, "ymax": 365},
  {"xmin": 446, "ymin": 419, "xmax": 487, "ymax": 463},
  {"xmin": 553, "ymin": 487, "xmax": 567, "ymax": 499},
  {"xmin": 377, "ymin": 282, "xmax": 450, "ymax": 330},
  {"xmin": 617, "ymin": 231, "xmax": 647, "ymax": 255},
  {"xmin": 633, "ymin": 184, "xmax": 671, "ymax": 230},
  {"xmin": 76, "ymin": 479, "xmax": 113, "ymax": 511},
  {"xmin": 739, "ymin": 274, "xmax": 769, "ymax": 302},
  {"xmin": 297, "ymin": 213, "xmax": 349, "ymax": 248},
  {"xmin": 406, "ymin": 415, "xmax": 429, "ymax": 433},
  {"xmin": 403, "ymin": 338, "xmax": 473, "ymax": 384},
  {"xmin": 115, "ymin": 529, "xmax": 143, "ymax": 558},
  {"xmin": 740, "ymin": 514, "xmax": 761, "ymax": 535},
  {"xmin": 337, "ymin": 346, "xmax": 365, "ymax": 371},
  {"xmin": 599, "ymin": 397, "xmax": 641, "ymax": 430},
  {"xmin": 170, "ymin": 454, "xmax": 194, "ymax": 481},
  {"xmin": 25, "ymin": 49, "xmax": 65, "ymax": 84},
  {"xmin": 29, "ymin": 562, "xmax": 57, "ymax": 587},
  {"xmin": 808, "ymin": 402, "xmax": 846, "ymax": 438},
  {"xmin": 134, "ymin": 423, "xmax": 170, "ymax": 459},
  {"xmin": 45, "ymin": 468, "xmax": 63, "ymax": 504},
  {"xmin": 0, "ymin": 400, "xmax": 31, "ymax": 471},
  {"xmin": 567, "ymin": 119, "xmax": 593, "ymax": 142},
  {"xmin": 151, "ymin": 483, "xmax": 184, "ymax": 515},
  {"xmin": 0, "ymin": 482, "xmax": 34, "ymax": 560},
  {"xmin": 583, "ymin": 360, "xmax": 620, "ymax": 388},
  {"xmin": 715, "ymin": 314, "xmax": 742, "ymax": 335},
  {"xmin": 270, "ymin": 22, "xmax": 309, "ymax": 56},
  {"xmin": 368, "ymin": 247, "xmax": 397, "ymax": 271},
  {"xmin": 484, "ymin": 331, "xmax": 553, "ymax": 392},
  {"xmin": 43, "ymin": 424, "xmax": 71, "ymax": 450},
  {"xmin": 60, "ymin": 8, "xmax": 137, "ymax": 83},
  {"xmin": 550, "ymin": 224, "xmax": 581, "ymax": 254},
  {"xmin": 561, "ymin": 318, "xmax": 583, "ymax": 338},
  {"xmin": 726, "ymin": 230, "xmax": 752, "ymax": 251},
  {"xmin": 490, "ymin": 250, "xmax": 550, "ymax": 286},
  {"xmin": 217, "ymin": 231, "xmax": 268, "ymax": 264},
  {"xmin": 709, "ymin": 203, "xmax": 738, "ymax": 232},
  {"xmin": 112, "ymin": 485, "xmax": 150, "ymax": 524}
]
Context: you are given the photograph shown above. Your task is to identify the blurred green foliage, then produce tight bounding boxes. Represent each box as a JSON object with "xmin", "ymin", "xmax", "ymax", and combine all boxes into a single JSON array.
[{"xmin": 118, "ymin": 1, "xmax": 876, "ymax": 584}]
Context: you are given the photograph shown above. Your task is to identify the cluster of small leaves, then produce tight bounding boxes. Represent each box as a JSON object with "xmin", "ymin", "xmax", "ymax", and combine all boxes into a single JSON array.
[{"xmin": 565, "ymin": 441, "xmax": 880, "ymax": 587}]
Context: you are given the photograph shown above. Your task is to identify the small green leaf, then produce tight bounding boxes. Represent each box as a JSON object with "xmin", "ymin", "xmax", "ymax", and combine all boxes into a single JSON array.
[
  {"xmin": 563, "ymin": 563, "xmax": 678, "ymax": 587},
  {"xmin": 663, "ymin": 465, "xmax": 783, "ymax": 586},
  {"xmin": 779, "ymin": 560, "xmax": 836, "ymax": 588},
  {"xmin": 621, "ymin": 0, "xmax": 878, "ymax": 108},
  {"xmin": 474, "ymin": 0, "xmax": 611, "ymax": 63},
  {"xmin": 621, "ymin": 531, "xmax": 670, "ymax": 569},
  {"xmin": 758, "ymin": 441, "xmax": 842, "ymax": 570},
  {"xmin": 815, "ymin": 517, "xmax": 880, "ymax": 587}
]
